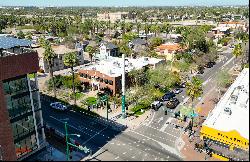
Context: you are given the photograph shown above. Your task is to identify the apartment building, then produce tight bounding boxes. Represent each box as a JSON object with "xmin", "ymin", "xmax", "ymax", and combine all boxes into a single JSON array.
[
  {"xmin": 0, "ymin": 37, "xmax": 46, "ymax": 161},
  {"xmin": 200, "ymin": 68, "xmax": 249, "ymax": 161},
  {"xmin": 78, "ymin": 56, "xmax": 165, "ymax": 95}
]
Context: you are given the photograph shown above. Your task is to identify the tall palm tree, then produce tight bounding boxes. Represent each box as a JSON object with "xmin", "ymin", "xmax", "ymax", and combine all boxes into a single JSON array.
[
  {"xmin": 63, "ymin": 52, "xmax": 78, "ymax": 105},
  {"xmin": 186, "ymin": 76, "xmax": 203, "ymax": 130},
  {"xmin": 42, "ymin": 40, "xmax": 57, "ymax": 97}
]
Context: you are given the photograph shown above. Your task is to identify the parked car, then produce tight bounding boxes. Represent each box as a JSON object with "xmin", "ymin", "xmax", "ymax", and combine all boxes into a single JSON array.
[
  {"xmin": 162, "ymin": 92, "xmax": 176, "ymax": 101},
  {"xmin": 205, "ymin": 62, "xmax": 213, "ymax": 68},
  {"xmin": 172, "ymin": 88, "xmax": 183, "ymax": 94},
  {"xmin": 151, "ymin": 101, "xmax": 162, "ymax": 111},
  {"xmin": 166, "ymin": 98, "xmax": 180, "ymax": 109},
  {"xmin": 50, "ymin": 102, "xmax": 67, "ymax": 111}
]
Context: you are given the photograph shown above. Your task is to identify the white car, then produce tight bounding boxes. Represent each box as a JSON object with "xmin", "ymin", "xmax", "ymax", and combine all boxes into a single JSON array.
[
  {"xmin": 50, "ymin": 102, "xmax": 67, "ymax": 111},
  {"xmin": 151, "ymin": 101, "xmax": 162, "ymax": 110}
]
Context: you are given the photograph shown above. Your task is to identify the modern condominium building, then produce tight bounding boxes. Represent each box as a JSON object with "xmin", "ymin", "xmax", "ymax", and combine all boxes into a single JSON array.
[{"xmin": 0, "ymin": 37, "xmax": 46, "ymax": 161}]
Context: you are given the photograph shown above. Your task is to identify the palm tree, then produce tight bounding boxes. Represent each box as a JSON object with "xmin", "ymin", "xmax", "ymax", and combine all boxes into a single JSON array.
[
  {"xmin": 186, "ymin": 76, "xmax": 203, "ymax": 130},
  {"xmin": 86, "ymin": 45, "xmax": 96, "ymax": 62},
  {"xmin": 42, "ymin": 40, "xmax": 57, "ymax": 97},
  {"xmin": 63, "ymin": 52, "xmax": 78, "ymax": 105},
  {"xmin": 135, "ymin": 21, "xmax": 141, "ymax": 37},
  {"xmin": 162, "ymin": 22, "xmax": 172, "ymax": 37},
  {"xmin": 233, "ymin": 43, "xmax": 243, "ymax": 59}
]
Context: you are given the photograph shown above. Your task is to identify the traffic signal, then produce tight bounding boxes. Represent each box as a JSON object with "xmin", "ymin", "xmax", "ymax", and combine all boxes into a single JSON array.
[{"xmin": 69, "ymin": 146, "xmax": 73, "ymax": 153}]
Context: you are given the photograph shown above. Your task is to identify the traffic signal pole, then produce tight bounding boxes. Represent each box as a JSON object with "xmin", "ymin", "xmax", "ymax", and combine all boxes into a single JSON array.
[
  {"xmin": 122, "ymin": 54, "xmax": 126, "ymax": 119},
  {"xmin": 65, "ymin": 122, "xmax": 70, "ymax": 161}
]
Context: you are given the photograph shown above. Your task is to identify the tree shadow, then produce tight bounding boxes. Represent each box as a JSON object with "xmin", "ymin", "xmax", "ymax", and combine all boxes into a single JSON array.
[{"xmin": 40, "ymin": 93, "xmax": 128, "ymax": 160}]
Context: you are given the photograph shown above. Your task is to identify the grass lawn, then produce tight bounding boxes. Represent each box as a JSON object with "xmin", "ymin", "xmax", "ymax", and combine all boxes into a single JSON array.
[{"xmin": 84, "ymin": 97, "xmax": 97, "ymax": 106}]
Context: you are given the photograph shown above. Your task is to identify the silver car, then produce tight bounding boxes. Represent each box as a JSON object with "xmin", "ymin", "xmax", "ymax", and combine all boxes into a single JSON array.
[{"xmin": 50, "ymin": 102, "xmax": 67, "ymax": 111}]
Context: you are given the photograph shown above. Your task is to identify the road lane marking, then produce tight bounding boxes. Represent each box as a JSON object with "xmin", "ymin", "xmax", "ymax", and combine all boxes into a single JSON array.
[
  {"xmin": 141, "ymin": 124, "xmax": 179, "ymax": 138},
  {"xmin": 123, "ymin": 152, "xmax": 127, "ymax": 155},
  {"xmin": 129, "ymin": 130, "xmax": 181, "ymax": 157},
  {"xmin": 115, "ymin": 156, "xmax": 119, "ymax": 159},
  {"xmin": 81, "ymin": 126, "xmax": 108, "ymax": 145}
]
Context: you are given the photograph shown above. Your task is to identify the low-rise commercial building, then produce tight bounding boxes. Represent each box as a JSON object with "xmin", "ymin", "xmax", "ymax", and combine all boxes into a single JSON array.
[
  {"xmin": 78, "ymin": 56, "xmax": 164, "ymax": 95},
  {"xmin": 0, "ymin": 37, "xmax": 46, "ymax": 161},
  {"xmin": 200, "ymin": 68, "xmax": 249, "ymax": 161}
]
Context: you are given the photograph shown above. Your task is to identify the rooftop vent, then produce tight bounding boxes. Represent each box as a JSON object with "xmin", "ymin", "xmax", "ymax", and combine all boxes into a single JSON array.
[
  {"xmin": 144, "ymin": 57, "xmax": 149, "ymax": 61},
  {"xmin": 224, "ymin": 107, "xmax": 232, "ymax": 115}
]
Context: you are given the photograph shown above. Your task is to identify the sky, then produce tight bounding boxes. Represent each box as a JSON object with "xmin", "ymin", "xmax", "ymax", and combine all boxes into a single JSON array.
[{"xmin": 0, "ymin": 0, "xmax": 248, "ymax": 7}]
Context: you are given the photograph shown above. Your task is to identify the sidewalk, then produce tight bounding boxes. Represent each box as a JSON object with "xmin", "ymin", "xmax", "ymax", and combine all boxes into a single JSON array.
[{"xmin": 179, "ymin": 88, "xmax": 220, "ymax": 161}]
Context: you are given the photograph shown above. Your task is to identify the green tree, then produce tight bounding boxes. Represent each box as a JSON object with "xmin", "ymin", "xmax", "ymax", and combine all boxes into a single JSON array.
[
  {"xmin": 17, "ymin": 30, "xmax": 25, "ymax": 39},
  {"xmin": 63, "ymin": 52, "xmax": 79, "ymax": 105},
  {"xmin": 43, "ymin": 40, "xmax": 57, "ymax": 97},
  {"xmin": 186, "ymin": 76, "xmax": 203, "ymax": 129},
  {"xmin": 149, "ymin": 37, "xmax": 163, "ymax": 49},
  {"xmin": 85, "ymin": 45, "xmax": 96, "ymax": 62},
  {"xmin": 216, "ymin": 70, "xmax": 232, "ymax": 98}
]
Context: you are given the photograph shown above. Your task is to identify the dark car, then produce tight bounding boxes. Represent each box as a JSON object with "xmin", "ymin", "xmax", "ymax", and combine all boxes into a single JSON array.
[
  {"xmin": 175, "ymin": 82, "xmax": 186, "ymax": 88},
  {"xmin": 166, "ymin": 98, "xmax": 180, "ymax": 109},
  {"xmin": 205, "ymin": 62, "xmax": 213, "ymax": 68},
  {"xmin": 162, "ymin": 92, "xmax": 176, "ymax": 101}
]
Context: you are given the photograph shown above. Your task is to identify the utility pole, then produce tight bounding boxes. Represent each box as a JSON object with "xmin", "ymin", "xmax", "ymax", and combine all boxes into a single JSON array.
[{"xmin": 122, "ymin": 54, "xmax": 126, "ymax": 119}]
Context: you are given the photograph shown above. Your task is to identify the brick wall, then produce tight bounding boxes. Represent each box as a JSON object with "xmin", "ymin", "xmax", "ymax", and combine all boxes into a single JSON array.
[{"xmin": 79, "ymin": 69, "xmax": 120, "ymax": 95}]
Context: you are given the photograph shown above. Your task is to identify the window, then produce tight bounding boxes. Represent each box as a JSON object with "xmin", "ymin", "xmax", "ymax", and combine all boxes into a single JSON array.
[
  {"xmin": 100, "ymin": 78, "xmax": 103, "ymax": 82},
  {"xmin": 104, "ymin": 79, "xmax": 108, "ymax": 84},
  {"xmin": 80, "ymin": 73, "xmax": 84, "ymax": 77},
  {"xmin": 88, "ymin": 75, "xmax": 91, "ymax": 79},
  {"xmin": 108, "ymin": 80, "xmax": 113, "ymax": 85}
]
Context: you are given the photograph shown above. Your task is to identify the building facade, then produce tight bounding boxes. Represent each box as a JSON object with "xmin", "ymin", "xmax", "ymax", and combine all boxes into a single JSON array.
[
  {"xmin": 200, "ymin": 68, "xmax": 249, "ymax": 161},
  {"xmin": 78, "ymin": 56, "xmax": 165, "ymax": 95},
  {"xmin": 0, "ymin": 37, "xmax": 46, "ymax": 161}
]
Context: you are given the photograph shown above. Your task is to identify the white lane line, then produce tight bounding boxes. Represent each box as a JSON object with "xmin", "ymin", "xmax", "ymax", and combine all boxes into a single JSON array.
[
  {"xmin": 81, "ymin": 126, "xmax": 108, "ymax": 145},
  {"xmin": 115, "ymin": 156, "xmax": 119, "ymax": 160},
  {"xmin": 129, "ymin": 130, "xmax": 181, "ymax": 157},
  {"xmin": 141, "ymin": 124, "xmax": 179, "ymax": 138},
  {"xmin": 132, "ymin": 156, "xmax": 135, "ymax": 159},
  {"xmin": 123, "ymin": 152, "xmax": 127, "ymax": 155},
  {"xmin": 145, "ymin": 111, "xmax": 155, "ymax": 126}
]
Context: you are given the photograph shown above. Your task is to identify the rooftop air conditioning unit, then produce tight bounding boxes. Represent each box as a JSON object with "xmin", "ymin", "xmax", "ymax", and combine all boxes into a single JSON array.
[{"xmin": 224, "ymin": 107, "xmax": 232, "ymax": 115}]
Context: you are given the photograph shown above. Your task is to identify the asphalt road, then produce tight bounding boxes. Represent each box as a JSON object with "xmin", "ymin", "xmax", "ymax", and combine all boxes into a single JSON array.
[{"xmin": 41, "ymin": 46, "xmax": 241, "ymax": 161}]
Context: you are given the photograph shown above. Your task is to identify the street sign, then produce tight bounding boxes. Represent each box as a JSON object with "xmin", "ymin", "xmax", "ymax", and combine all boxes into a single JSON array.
[{"xmin": 78, "ymin": 145, "xmax": 89, "ymax": 153}]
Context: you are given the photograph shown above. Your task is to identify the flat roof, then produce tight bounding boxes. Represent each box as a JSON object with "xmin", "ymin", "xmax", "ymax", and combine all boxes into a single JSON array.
[
  {"xmin": 0, "ymin": 36, "xmax": 32, "ymax": 49},
  {"xmin": 36, "ymin": 45, "xmax": 77, "ymax": 58},
  {"xmin": 80, "ymin": 56, "xmax": 164, "ymax": 78},
  {"xmin": 203, "ymin": 68, "xmax": 249, "ymax": 140}
]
